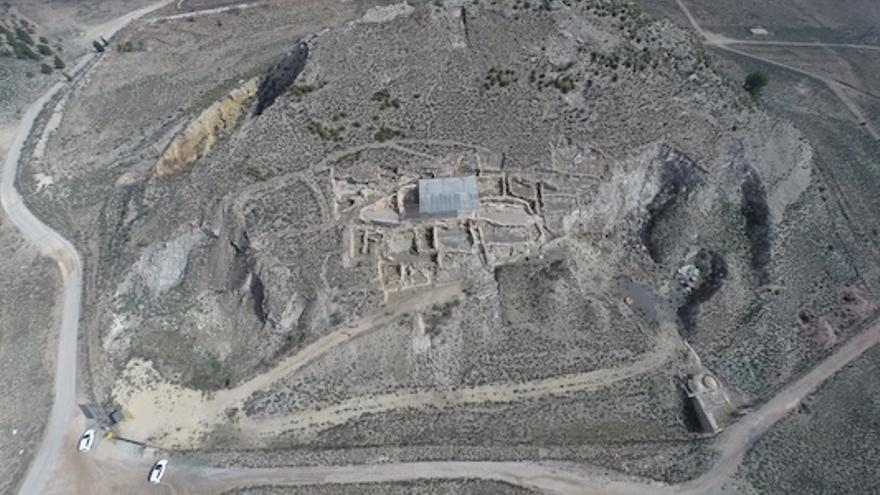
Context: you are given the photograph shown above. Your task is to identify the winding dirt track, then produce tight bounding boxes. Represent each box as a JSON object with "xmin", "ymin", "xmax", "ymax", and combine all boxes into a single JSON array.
[
  {"xmin": 162, "ymin": 317, "xmax": 880, "ymax": 495},
  {"xmin": 2, "ymin": 81, "xmax": 82, "ymax": 495},
  {"xmin": 8, "ymin": 1, "xmax": 880, "ymax": 494},
  {"xmin": 675, "ymin": 0, "xmax": 880, "ymax": 141},
  {"xmin": 220, "ymin": 282, "xmax": 465, "ymax": 403},
  {"xmin": 184, "ymin": 461, "xmax": 664, "ymax": 495},
  {"xmin": 242, "ymin": 324, "xmax": 681, "ymax": 436},
  {"xmin": 728, "ymin": 40, "xmax": 880, "ymax": 52},
  {"xmin": 116, "ymin": 286, "xmax": 678, "ymax": 447},
  {"xmin": 1, "ymin": 3, "xmax": 172, "ymax": 495}
]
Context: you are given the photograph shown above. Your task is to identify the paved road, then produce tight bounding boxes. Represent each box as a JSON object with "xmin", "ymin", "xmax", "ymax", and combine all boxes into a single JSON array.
[{"xmin": 1, "ymin": 3, "xmax": 171, "ymax": 495}]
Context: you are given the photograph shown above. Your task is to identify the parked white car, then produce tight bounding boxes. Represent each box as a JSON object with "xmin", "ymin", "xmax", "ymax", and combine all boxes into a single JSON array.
[
  {"xmin": 148, "ymin": 459, "xmax": 168, "ymax": 484},
  {"xmin": 77, "ymin": 429, "xmax": 95, "ymax": 452}
]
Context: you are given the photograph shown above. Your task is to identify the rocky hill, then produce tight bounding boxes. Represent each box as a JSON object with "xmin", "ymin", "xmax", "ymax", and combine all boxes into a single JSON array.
[{"xmin": 18, "ymin": 0, "xmax": 875, "ymax": 481}]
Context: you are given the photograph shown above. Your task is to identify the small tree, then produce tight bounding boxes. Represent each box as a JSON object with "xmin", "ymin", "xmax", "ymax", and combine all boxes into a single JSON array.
[
  {"xmin": 53, "ymin": 54, "xmax": 64, "ymax": 69},
  {"xmin": 14, "ymin": 27, "xmax": 33, "ymax": 45},
  {"xmin": 40, "ymin": 63, "xmax": 52, "ymax": 74},
  {"xmin": 744, "ymin": 71, "xmax": 769, "ymax": 100},
  {"xmin": 14, "ymin": 42, "xmax": 40, "ymax": 60}
]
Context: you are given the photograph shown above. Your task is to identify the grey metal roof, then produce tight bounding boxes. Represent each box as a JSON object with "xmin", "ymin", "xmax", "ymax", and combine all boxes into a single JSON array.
[{"xmin": 418, "ymin": 176, "xmax": 480, "ymax": 216}]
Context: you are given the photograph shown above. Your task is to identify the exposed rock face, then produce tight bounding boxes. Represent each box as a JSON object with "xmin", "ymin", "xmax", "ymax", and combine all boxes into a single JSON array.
[
  {"xmin": 151, "ymin": 78, "xmax": 258, "ymax": 178},
  {"xmin": 95, "ymin": 0, "xmax": 820, "ymax": 401},
  {"xmin": 38, "ymin": 5, "xmax": 873, "ymax": 465},
  {"xmin": 136, "ymin": 229, "xmax": 207, "ymax": 294},
  {"xmin": 357, "ymin": 1, "xmax": 415, "ymax": 24},
  {"xmin": 577, "ymin": 144, "xmax": 703, "ymax": 237},
  {"xmin": 253, "ymin": 42, "xmax": 309, "ymax": 116}
]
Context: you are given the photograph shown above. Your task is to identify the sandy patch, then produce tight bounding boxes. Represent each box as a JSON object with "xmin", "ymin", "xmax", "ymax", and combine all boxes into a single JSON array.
[
  {"xmin": 113, "ymin": 358, "xmax": 218, "ymax": 448},
  {"xmin": 33, "ymin": 173, "xmax": 55, "ymax": 192},
  {"xmin": 33, "ymin": 96, "xmax": 67, "ymax": 161}
]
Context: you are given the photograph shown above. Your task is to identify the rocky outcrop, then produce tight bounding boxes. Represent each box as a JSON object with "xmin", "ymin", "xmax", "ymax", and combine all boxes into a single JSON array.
[
  {"xmin": 136, "ymin": 229, "xmax": 207, "ymax": 294},
  {"xmin": 253, "ymin": 42, "xmax": 309, "ymax": 116},
  {"xmin": 151, "ymin": 78, "xmax": 258, "ymax": 179}
]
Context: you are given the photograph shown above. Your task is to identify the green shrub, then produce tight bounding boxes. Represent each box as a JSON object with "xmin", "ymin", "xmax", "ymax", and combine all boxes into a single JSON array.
[
  {"xmin": 744, "ymin": 71, "xmax": 769, "ymax": 100},
  {"xmin": 484, "ymin": 66, "xmax": 516, "ymax": 89},
  {"xmin": 14, "ymin": 27, "xmax": 33, "ymax": 45},
  {"xmin": 117, "ymin": 40, "xmax": 144, "ymax": 52},
  {"xmin": 36, "ymin": 43, "xmax": 52, "ymax": 56},
  {"xmin": 13, "ymin": 42, "xmax": 40, "ymax": 60},
  {"xmin": 371, "ymin": 88, "xmax": 400, "ymax": 110},
  {"xmin": 53, "ymin": 55, "xmax": 64, "ymax": 69},
  {"xmin": 548, "ymin": 74, "xmax": 576, "ymax": 93},
  {"xmin": 374, "ymin": 126, "xmax": 403, "ymax": 142},
  {"xmin": 40, "ymin": 63, "xmax": 52, "ymax": 74},
  {"xmin": 307, "ymin": 120, "xmax": 345, "ymax": 141}
]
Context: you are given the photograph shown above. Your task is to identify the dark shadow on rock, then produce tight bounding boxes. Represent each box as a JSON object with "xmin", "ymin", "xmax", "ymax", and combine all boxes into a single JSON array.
[
  {"xmin": 642, "ymin": 147, "xmax": 703, "ymax": 263},
  {"xmin": 677, "ymin": 248, "xmax": 728, "ymax": 339},
  {"xmin": 254, "ymin": 41, "xmax": 309, "ymax": 116},
  {"xmin": 741, "ymin": 168, "xmax": 771, "ymax": 284}
]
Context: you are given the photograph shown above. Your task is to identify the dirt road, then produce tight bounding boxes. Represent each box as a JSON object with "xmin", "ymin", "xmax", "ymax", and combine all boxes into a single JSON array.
[
  {"xmin": 2, "ymin": 82, "xmax": 81, "ymax": 495},
  {"xmin": 676, "ymin": 317, "xmax": 880, "ymax": 494},
  {"xmin": 222, "ymin": 282, "xmax": 465, "ymax": 402},
  {"xmin": 728, "ymin": 40, "xmax": 880, "ymax": 52},
  {"xmin": 675, "ymin": 0, "xmax": 880, "ymax": 141},
  {"xmin": 182, "ymin": 461, "xmax": 665, "ymax": 495},
  {"xmin": 148, "ymin": 1, "xmax": 266, "ymax": 24},
  {"xmin": 116, "ymin": 285, "xmax": 677, "ymax": 446},
  {"xmin": 12, "ymin": 1, "xmax": 880, "ymax": 493},
  {"xmin": 113, "ymin": 282, "xmax": 465, "ymax": 447},
  {"xmin": 243, "ymin": 323, "xmax": 682, "ymax": 437},
  {"xmin": 2, "ymin": 3, "xmax": 171, "ymax": 495},
  {"xmin": 137, "ymin": 317, "xmax": 880, "ymax": 495}
]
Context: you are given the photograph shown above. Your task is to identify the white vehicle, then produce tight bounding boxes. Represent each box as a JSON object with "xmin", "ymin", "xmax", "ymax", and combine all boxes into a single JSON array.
[
  {"xmin": 77, "ymin": 429, "xmax": 95, "ymax": 452},
  {"xmin": 148, "ymin": 459, "xmax": 168, "ymax": 484}
]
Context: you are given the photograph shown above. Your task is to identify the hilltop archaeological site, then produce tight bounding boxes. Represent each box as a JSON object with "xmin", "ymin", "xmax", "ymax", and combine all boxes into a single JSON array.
[{"xmin": 2, "ymin": 0, "xmax": 880, "ymax": 493}]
